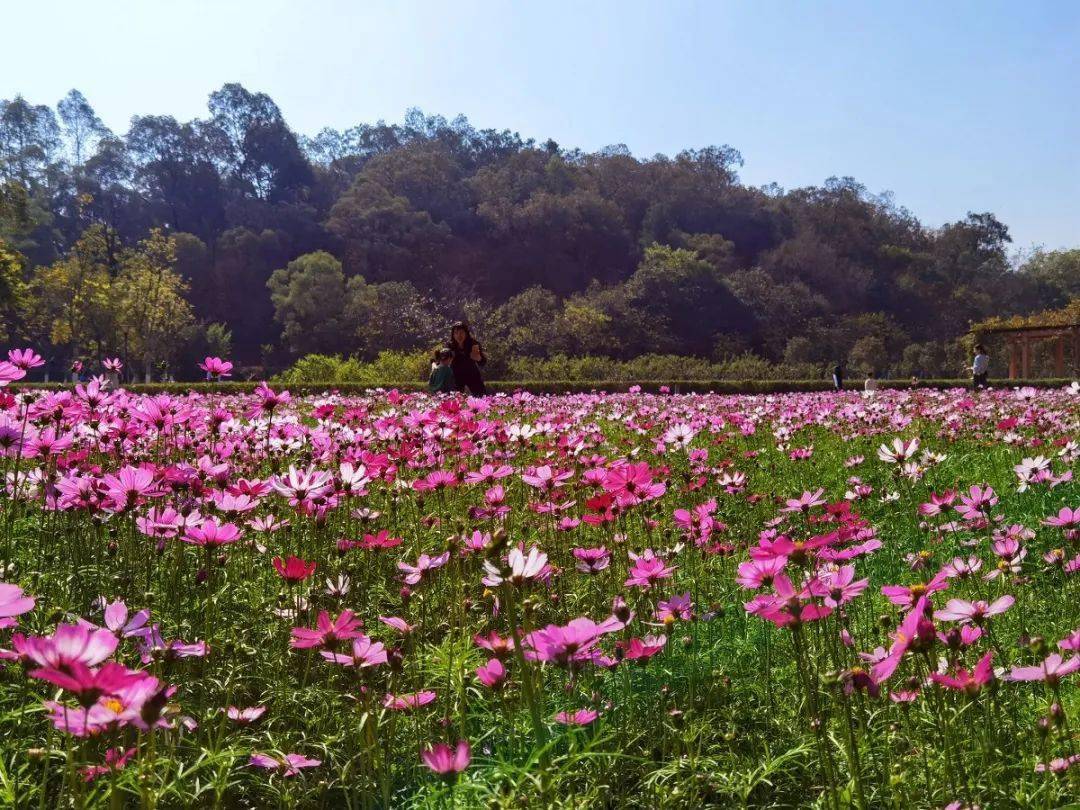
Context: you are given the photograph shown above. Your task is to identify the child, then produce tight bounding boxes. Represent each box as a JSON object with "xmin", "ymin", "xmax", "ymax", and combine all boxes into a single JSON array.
[{"xmin": 428, "ymin": 348, "xmax": 456, "ymax": 394}]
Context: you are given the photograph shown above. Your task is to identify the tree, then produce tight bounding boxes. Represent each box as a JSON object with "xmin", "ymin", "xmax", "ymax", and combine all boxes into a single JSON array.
[
  {"xmin": 0, "ymin": 96, "xmax": 60, "ymax": 187},
  {"xmin": 26, "ymin": 225, "xmax": 116, "ymax": 361},
  {"xmin": 327, "ymin": 179, "xmax": 451, "ymax": 284},
  {"xmin": 0, "ymin": 238, "xmax": 28, "ymax": 342},
  {"xmin": 57, "ymin": 90, "xmax": 110, "ymax": 168},
  {"xmin": 625, "ymin": 245, "xmax": 757, "ymax": 355},
  {"xmin": 1019, "ymin": 249, "xmax": 1080, "ymax": 304},
  {"xmin": 268, "ymin": 251, "xmax": 353, "ymax": 356},
  {"xmin": 112, "ymin": 229, "xmax": 194, "ymax": 380}
]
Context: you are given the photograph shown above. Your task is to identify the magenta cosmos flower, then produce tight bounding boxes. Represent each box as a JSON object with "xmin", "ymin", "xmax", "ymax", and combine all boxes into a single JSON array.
[
  {"xmin": 624, "ymin": 549, "xmax": 675, "ymax": 589},
  {"xmin": 273, "ymin": 555, "xmax": 317, "ymax": 583},
  {"xmin": 7, "ymin": 348, "xmax": 44, "ymax": 370},
  {"xmin": 198, "ymin": 356, "xmax": 233, "ymax": 379},
  {"xmin": 930, "ymin": 651, "xmax": 995, "ymax": 694},
  {"xmin": 290, "ymin": 610, "xmax": 364, "ymax": 650},
  {"xmin": 14, "ymin": 623, "xmax": 118, "ymax": 671},
  {"xmin": 475, "ymin": 658, "xmax": 507, "ymax": 689},
  {"xmin": 555, "ymin": 708, "xmax": 599, "ymax": 725},
  {"xmin": 421, "ymin": 740, "xmax": 471, "ymax": 776},
  {"xmin": 0, "ymin": 582, "xmax": 35, "ymax": 629},
  {"xmin": 0, "ymin": 361, "xmax": 26, "ymax": 386}
]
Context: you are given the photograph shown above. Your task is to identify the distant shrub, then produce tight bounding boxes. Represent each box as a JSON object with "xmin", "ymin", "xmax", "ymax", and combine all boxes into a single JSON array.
[{"xmin": 276, "ymin": 351, "xmax": 430, "ymax": 385}]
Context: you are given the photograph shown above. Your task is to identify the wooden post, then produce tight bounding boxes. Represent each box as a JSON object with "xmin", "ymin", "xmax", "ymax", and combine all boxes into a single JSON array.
[
  {"xmin": 1021, "ymin": 336, "xmax": 1030, "ymax": 379},
  {"xmin": 1074, "ymin": 328, "xmax": 1080, "ymax": 377},
  {"xmin": 1056, "ymin": 335, "xmax": 1065, "ymax": 377},
  {"xmin": 1009, "ymin": 340, "xmax": 1019, "ymax": 379}
]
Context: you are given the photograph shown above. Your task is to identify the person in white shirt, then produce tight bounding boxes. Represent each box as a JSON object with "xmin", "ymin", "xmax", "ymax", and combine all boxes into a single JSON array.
[
  {"xmin": 864, "ymin": 371, "xmax": 879, "ymax": 392},
  {"xmin": 972, "ymin": 344, "xmax": 990, "ymax": 389}
]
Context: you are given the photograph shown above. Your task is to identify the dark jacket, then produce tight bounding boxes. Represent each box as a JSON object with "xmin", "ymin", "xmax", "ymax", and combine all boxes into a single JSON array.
[{"xmin": 446, "ymin": 336, "xmax": 487, "ymax": 395}]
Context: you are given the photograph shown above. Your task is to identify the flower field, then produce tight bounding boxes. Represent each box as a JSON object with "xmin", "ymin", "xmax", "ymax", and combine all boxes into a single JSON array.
[{"xmin": 1, "ymin": 355, "xmax": 1079, "ymax": 808}]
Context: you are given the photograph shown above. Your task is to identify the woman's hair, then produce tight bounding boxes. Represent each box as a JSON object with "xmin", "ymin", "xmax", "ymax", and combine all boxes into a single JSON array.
[
  {"xmin": 974, "ymin": 344, "xmax": 986, "ymax": 353},
  {"xmin": 450, "ymin": 321, "xmax": 471, "ymax": 344}
]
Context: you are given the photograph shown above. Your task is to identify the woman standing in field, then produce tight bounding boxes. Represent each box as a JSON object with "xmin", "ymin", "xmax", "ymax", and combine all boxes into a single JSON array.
[{"xmin": 446, "ymin": 321, "xmax": 487, "ymax": 395}]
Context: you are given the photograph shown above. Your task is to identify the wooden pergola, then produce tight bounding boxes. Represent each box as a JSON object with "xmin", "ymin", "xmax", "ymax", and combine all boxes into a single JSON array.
[
  {"xmin": 976, "ymin": 323, "xmax": 1080, "ymax": 379},
  {"xmin": 972, "ymin": 301, "xmax": 1080, "ymax": 379}
]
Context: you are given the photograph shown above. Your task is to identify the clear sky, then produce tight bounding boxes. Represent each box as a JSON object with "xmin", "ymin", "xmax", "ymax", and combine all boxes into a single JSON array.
[{"xmin": 5, "ymin": 1, "xmax": 1078, "ymax": 250}]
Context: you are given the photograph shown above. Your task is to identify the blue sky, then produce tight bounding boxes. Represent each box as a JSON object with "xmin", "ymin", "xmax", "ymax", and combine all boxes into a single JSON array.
[{"xmin": 5, "ymin": 1, "xmax": 1078, "ymax": 250}]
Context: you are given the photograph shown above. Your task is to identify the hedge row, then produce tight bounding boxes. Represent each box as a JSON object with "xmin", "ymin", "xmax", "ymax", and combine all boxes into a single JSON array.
[{"xmin": 13, "ymin": 378, "xmax": 1076, "ymax": 396}]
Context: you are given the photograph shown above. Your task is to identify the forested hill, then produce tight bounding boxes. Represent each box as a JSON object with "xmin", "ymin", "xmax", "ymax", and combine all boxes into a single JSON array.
[{"xmin": 2, "ymin": 84, "xmax": 1078, "ymax": 380}]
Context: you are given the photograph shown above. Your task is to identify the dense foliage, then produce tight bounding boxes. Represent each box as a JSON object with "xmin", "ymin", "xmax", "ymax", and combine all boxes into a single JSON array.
[
  {"xmin": 0, "ymin": 350, "xmax": 1079, "ymax": 806},
  {"xmin": 2, "ymin": 86, "xmax": 1078, "ymax": 381}
]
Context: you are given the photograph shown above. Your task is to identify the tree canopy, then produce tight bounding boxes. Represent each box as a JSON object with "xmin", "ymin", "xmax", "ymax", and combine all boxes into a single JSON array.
[{"xmin": 0, "ymin": 84, "xmax": 1073, "ymax": 379}]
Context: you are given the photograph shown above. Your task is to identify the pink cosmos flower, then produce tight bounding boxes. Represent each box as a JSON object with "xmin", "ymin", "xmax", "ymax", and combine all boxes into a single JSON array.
[
  {"xmin": 249, "ymin": 753, "xmax": 321, "ymax": 776},
  {"xmin": 421, "ymin": 740, "xmax": 471, "ymax": 776},
  {"xmin": 198, "ymin": 357, "xmax": 233, "ymax": 379},
  {"xmin": 745, "ymin": 574, "xmax": 832, "ymax": 628},
  {"xmin": 918, "ymin": 490, "xmax": 957, "ymax": 517},
  {"xmin": 877, "ymin": 437, "xmax": 919, "ymax": 464},
  {"xmin": 870, "ymin": 597, "xmax": 936, "ymax": 684},
  {"xmin": 0, "ymin": 361, "xmax": 26, "ymax": 386},
  {"xmin": 1043, "ymin": 507, "xmax": 1080, "ymax": 528},
  {"xmin": 474, "ymin": 631, "xmax": 516, "ymax": 658},
  {"xmin": 881, "ymin": 570, "xmax": 949, "ymax": 610},
  {"xmin": 555, "ymin": 709, "xmax": 599, "ymax": 725},
  {"xmin": 290, "ymin": 610, "xmax": 364, "ymax": 649},
  {"xmin": 483, "ymin": 545, "xmax": 548, "ymax": 587},
  {"xmin": 100, "ymin": 599, "xmax": 150, "ymax": 638},
  {"xmin": 81, "ymin": 747, "xmax": 135, "ymax": 782},
  {"xmin": 102, "ymin": 466, "xmax": 156, "ymax": 511},
  {"xmin": 624, "ymin": 549, "xmax": 675, "ymax": 589},
  {"xmin": 411, "ymin": 470, "xmax": 458, "ymax": 492},
  {"xmin": 736, "ymin": 557, "xmax": 787, "ymax": 589},
  {"xmin": 320, "ymin": 635, "xmax": 387, "ymax": 668},
  {"xmin": 398, "ymin": 551, "xmax": 450, "ymax": 585},
  {"xmin": 7, "ymin": 348, "xmax": 44, "ymax": 370},
  {"xmin": 930, "ymin": 651, "xmax": 994, "ymax": 694},
  {"xmin": 526, "ymin": 617, "xmax": 619, "ymax": 667},
  {"xmin": 521, "ymin": 465, "xmax": 573, "ymax": 491},
  {"xmin": 273, "ymin": 556, "xmax": 317, "ymax": 583},
  {"xmin": 618, "ymin": 634, "xmax": 667, "ymax": 662},
  {"xmin": 819, "ymin": 565, "xmax": 869, "ymax": 608},
  {"xmin": 934, "ymin": 596, "xmax": 1014, "ymax": 626},
  {"xmin": 271, "ymin": 465, "xmax": 333, "ymax": 507},
  {"xmin": 655, "ymin": 593, "xmax": 693, "ymax": 622},
  {"xmin": 378, "ymin": 616, "xmax": 413, "ymax": 635},
  {"xmin": 955, "ymin": 484, "xmax": 998, "ymax": 520},
  {"xmin": 383, "ymin": 690, "xmax": 437, "ymax": 710},
  {"xmin": 573, "ymin": 546, "xmax": 611, "ymax": 574},
  {"xmin": 464, "ymin": 463, "xmax": 513, "ymax": 484},
  {"xmin": 601, "ymin": 462, "xmax": 665, "ymax": 506},
  {"xmin": 1008, "ymin": 653, "xmax": 1080, "ymax": 685},
  {"xmin": 13, "ymin": 623, "xmax": 118, "ymax": 671},
  {"xmin": 183, "ymin": 518, "xmax": 242, "ymax": 548},
  {"xmin": 0, "ymin": 582, "xmax": 35, "ymax": 629},
  {"xmin": 1035, "ymin": 754, "xmax": 1080, "ymax": 773},
  {"xmin": 476, "ymin": 658, "xmax": 507, "ymax": 689},
  {"xmin": 226, "ymin": 706, "xmax": 266, "ymax": 724},
  {"xmin": 780, "ymin": 488, "xmax": 826, "ymax": 513}
]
